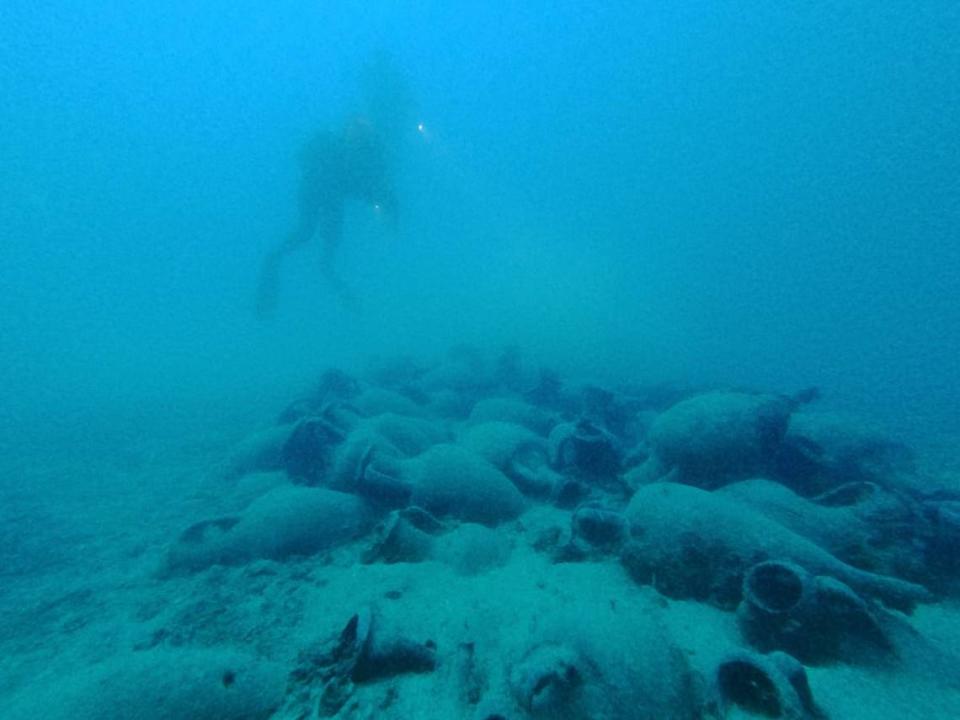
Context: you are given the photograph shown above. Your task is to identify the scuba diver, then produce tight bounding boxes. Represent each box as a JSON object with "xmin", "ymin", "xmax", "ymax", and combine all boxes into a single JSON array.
[{"xmin": 256, "ymin": 55, "xmax": 412, "ymax": 318}]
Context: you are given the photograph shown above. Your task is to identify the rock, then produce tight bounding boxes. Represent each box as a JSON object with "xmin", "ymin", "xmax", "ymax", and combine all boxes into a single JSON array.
[
  {"xmin": 717, "ymin": 478, "xmax": 925, "ymax": 581},
  {"xmin": 162, "ymin": 486, "xmax": 377, "ymax": 573},
  {"xmin": 548, "ymin": 419, "xmax": 622, "ymax": 483},
  {"xmin": 282, "ymin": 415, "xmax": 347, "ymax": 484},
  {"xmin": 224, "ymin": 424, "xmax": 290, "ymax": 479},
  {"xmin": 363, "ymin": 508, "xmax": 442, "ymax": 564},
  {"xmin": 6, "ymin": 647, "xmax": 286, "ymax": 720},
  {"xmin": 277, "ymin": 368, "xmax": 361, "ymax": 424},
  {"xmin": 468, "ymin": 397, "xmax": 557, "ymax": 437},
  {"xmin": 327, "ymin": 414, "xmax": 448, "ymax": 498},
  {"xmin": 276, "ymin": 608, "xmax": 437, "ymax": 718},
  {"xmin": 363, "ymin": 413, "xmax": 450, "ymax": 455},
  {"xmin": 705, "ymin": 650, "xmax": 824, "ymax": 720},
  {"xmin": 460, "ymin": 421, "xmax": 560, "ymax": 498},
  {"xmin": 352, "ymin": 387, "xmax": 426, "ymax": 418},
  {"xmin": 409, "ymin": 444, "xmax": 526, "ymax": 526},
  {"xmin": 571, "ymin": 503, "xmax": 626, "ymax": 549},
  {"xmin": 506, "ymin": 604, "xmax": 701, "ymax": 719},
  {"xmin": 622, "ymin": 483, "xmax": 931, "ymax": 611},
  {"xmin": 460, "ymin": 421, "xmax": 541, "ymax": 470},
  {"xmin": 363, "ymin": 510, "xmax": 511, "ymax": 575},
  {"xmin": 647, "ymin": 391, "xmax": 793, "ymax": 488},
  {"xmin": 434, "ymin": 523, "xmax": 512, "ymax": 575},
  {"xmin": 778, "ymin": 410, "xmax": 915, "ymax": 495},
  {"xmin": 737, "ymin": 560, "xmax": 892, "ymax": 665},
  {"xmin": 225, "ymin": 471, "xmax": 291, "ymax": 511}
]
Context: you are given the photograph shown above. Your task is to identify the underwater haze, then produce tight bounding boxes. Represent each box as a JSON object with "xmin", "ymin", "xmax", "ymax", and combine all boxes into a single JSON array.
[
  {"xmin": 2, "ymin": 2, "xmax": 960, "ymax": 719},
  {"xmin": 2, "ymin": 1, "xmax": 958, "ymax": 445}
]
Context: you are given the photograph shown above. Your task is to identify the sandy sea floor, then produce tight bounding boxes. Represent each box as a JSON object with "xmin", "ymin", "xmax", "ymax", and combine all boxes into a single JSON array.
[{"xmin": 2, "ymin": 382, "xmax": 959, "ymax": 720}]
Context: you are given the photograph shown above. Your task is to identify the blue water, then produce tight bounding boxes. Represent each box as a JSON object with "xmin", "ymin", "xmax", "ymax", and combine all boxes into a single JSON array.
[
  {"xmin": 2, "ymin": 2, "xmax": 958, "ymax": 442},
  {"xmin": 1, "ymin": 2, "xmax": 959, "ymax": 718}
]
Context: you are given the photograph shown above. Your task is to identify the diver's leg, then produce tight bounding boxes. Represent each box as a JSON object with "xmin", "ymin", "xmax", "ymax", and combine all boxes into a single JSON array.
[
  {"xmin": 255, "ymin": 203, "xmax": 320, "ymax": 319},
  {"xmin": 317, "ymin": 205, "xmax": 359, "ymax": 311}
]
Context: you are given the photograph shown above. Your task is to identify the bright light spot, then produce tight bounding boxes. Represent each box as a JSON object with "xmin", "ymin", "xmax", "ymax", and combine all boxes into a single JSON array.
[
  {"xmin": 417, "ymin": 122, "xmax": 425, "ymax": 133},
  {"xmin": 374, "ymin": 204, "xmax": 382, "ymax": 212}
]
